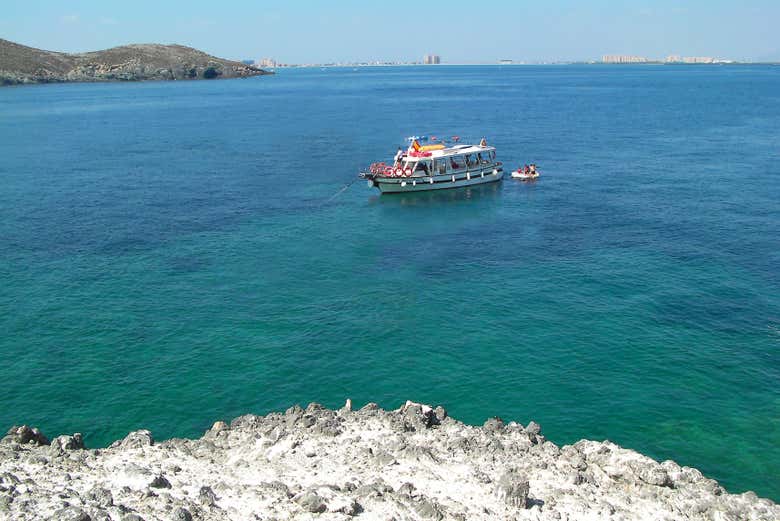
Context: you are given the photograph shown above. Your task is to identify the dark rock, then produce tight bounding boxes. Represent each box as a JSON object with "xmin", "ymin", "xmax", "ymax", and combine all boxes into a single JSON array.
[
  {"xmin": 229, "ymin": 414, "xmax": 261, "ymax": 430},
  {"xmin": 171, "ymin": 507, "xmax": 192, "ymax": 521},
  {"xmin": 91, "ymin": 510, "xmax": 112, "ymax": 521},
  {"xmin": 261, "ymin": 480, "xmax": 292, "ymax": 498},
  {"xmin": 525, "ymin": 421, "xmax": 542, "ymax": 435},
  {"xmin": 413, "ymin": 498, "xmax": 445, "ymax": 520},
  {"xmin": 121, "ymin": 515, "xmax": 145, "ymax": 521},
  {"xmin": 630, "ymin": 461, "xmax": 671, "ymax": 487},
  {"xmin": 295, "ymin": 491, "xmax": 326, "ymax": 513},
  {"xmin": 198, "ymin": 485, "xmax": 217, "ymax": 507},
  {"xmin": 3, "ymin": 425, "xmax": 49, "ymax": 446},
  {"xmin": 398, "ymin": 482, "xmax": 416, "ymax": 496},
  {"xmin": 494, "ymin": 469, "xmax": 529, "ymax": 508},
  {"xmin": 336, "ymin": 499, "xmax": 362, "ymax": 516},
  {"xmin": 306, "ymin": 402, "xmax": 325, "ymax": 414},
  {"xmin": 50, "ymin": 434, "xmax": 85, "ymax": 455},
  {"xmin": 150, "ymin": 474, "xmax": 172, "ymax": 489},
  {"xmin": 87, "ymin": 486, "xmax": 114, "ymax": 507},
  {"xmin": 399, "ymin": 402, "xmax": 439, "ymax": 431},
  {"xmin": 49, "ymin": 506, "xmax": 91, "ymax": 520},
  {"xmin": 483, "ymin": 417, "xmax": 505, "ymax": 433}
]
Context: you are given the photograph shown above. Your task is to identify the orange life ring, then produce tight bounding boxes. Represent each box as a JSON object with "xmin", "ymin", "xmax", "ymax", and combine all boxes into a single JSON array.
[{"xmin": 394, "ymin": 168, "xmax": 403, "ymax": 177}]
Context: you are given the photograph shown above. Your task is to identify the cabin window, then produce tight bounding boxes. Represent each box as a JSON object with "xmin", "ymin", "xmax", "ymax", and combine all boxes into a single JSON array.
[
  {"xmin": 450, "ymin": 156, "xmax": 464, "ymax": 170},
  {"xmin": 434, "ymin": 159, "xmax": 447, "ymax": 174},
  {"xmin": 489, "ymin": 150, "xmax": 496, "ymax": 161},
  {"xmin": 464, "ymin": 153, "xmax": 476, "ymax": 167},
  {"xmin": 414, "ymin": 161, "xmax": 431, "ymax": 174}
]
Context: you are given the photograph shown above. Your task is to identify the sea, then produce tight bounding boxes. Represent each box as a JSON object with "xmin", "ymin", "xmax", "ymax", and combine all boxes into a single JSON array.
[{"xmin": 0, "ymin": 65, "xmax": 778, "ymax": 500}]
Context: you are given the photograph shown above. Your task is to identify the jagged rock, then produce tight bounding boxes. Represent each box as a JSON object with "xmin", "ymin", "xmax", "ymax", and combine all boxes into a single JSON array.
[
  {"xmin": 525, "ymin": 421, "xmax": 542, "ymax": 435},
  {"xmin": 198, "ymin": 485, "xmax": 217, "ymax": 507},
  {"xmin": 413, "ymin": 498, "xmax": 445, "ymax": 520},
  {"xmin": 210, "ymin": 421, "xmax": 228, "ymax": 433},
  {"xmin": 483, "ymin": 417, "xmax": 505, "ymax": 433},
  {"xmin": 3, "ymin": 425, "xmax": 49, "ymax": 446},
  {"xmin": 171, "ymin": 507, "xmax": 192, "ymax": 521},
  {"xmin": 149, "ymin": 474, "xmax": 171, "ymax": 489},
  {"xmin": 115, "ymin": 430, "xmax": 154, "ymax": 449},
  {"xmin": 295, "ymin": 491, "xmax": 326, "ymax": 513},
  {"xmin": 629, "ymin": 460, "xmax": 671, "ymax": 487},
  {"xmin": 494, "ymin": 469, "xmax": 530, "ymax": 508},
  {"xmin": 1, "ymin": 402, "xmax": 777, "ymax": 521},
  {"xmin": 399, "ymin": 401, "xmax": 440, "ymax": 430},
  {"xmin": 49, "ymin": 506, "xmax": 91, "ymax": 520},
  {"xmin": 87, "ymin": 486, "xmax": 113, "ymax": 507},
  {"xmin": 50, "ymin": 433, "xmax": 85, "ymax": 455}
]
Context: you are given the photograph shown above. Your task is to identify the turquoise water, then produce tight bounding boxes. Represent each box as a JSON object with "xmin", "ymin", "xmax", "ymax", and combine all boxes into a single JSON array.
[{"xmin": 1, "ymin": 65, "xmax": 778, "ymax": 500}]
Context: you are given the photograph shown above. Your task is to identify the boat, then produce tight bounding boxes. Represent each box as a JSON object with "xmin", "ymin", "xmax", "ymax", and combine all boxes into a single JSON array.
[
  {"xmin": 511, "ymin": 170, "xmax": 539, "ymax": 180},
  {"xmin": 360, "ymin": 137, "xmax": 503, "ymax": 193},
  {"xmin": 511, "ymin": 165, "xmax": 540, "ymax": 180}
]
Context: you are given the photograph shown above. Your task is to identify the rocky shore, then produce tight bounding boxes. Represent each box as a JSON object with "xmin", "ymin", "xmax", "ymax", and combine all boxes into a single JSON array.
[
  {"xmin": 0, "ymin": 401, "xmax": 776, "ymax": 520},
  {"xmin": 0, "ymin": 39, "xmax": 270, "ymax": 85}
]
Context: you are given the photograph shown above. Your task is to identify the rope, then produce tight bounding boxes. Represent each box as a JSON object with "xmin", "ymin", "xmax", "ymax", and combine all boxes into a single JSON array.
[{"xmin": 323, "ymin": 176, "xmax": 361, "ymax": 205}]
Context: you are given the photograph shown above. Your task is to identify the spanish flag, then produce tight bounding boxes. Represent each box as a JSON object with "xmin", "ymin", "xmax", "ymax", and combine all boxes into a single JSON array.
[{"xmin": 411, "ymin": 139, "xmax": 421, "ymax": 152}]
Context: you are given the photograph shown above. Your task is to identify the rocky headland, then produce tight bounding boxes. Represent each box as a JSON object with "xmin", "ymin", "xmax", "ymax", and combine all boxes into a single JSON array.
[
  {"xmin": 0, "ymin": 38, "xmax": 270, "ymax": 85},
  {"xmin": 0, "ymin": 401, "xmax": 777, "ymax": 520}
]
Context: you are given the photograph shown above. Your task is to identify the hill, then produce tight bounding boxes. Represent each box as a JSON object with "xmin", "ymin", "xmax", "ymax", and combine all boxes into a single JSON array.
[{"xmin": 0, "ymin": 39, "xmax": 270, "ymax": 85}]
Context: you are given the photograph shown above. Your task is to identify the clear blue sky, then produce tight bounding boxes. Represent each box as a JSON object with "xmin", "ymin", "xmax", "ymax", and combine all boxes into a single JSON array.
[{"xmin": 3, "ymin": 0, "xmax": 779, "ymax": 62}]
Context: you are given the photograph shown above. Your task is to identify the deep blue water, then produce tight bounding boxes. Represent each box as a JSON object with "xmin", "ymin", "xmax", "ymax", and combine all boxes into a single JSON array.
[{"xmin": 0, "ymin": 65, "xmax": 778, "ymax": 500}]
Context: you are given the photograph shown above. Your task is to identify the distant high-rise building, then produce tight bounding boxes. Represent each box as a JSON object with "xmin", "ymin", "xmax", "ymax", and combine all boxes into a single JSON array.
[
  {"xmin": 423, "ymin": 54, "xmax": 441, "ymax": 65},
  {"xmin": 257, "ymin": 58, "xmax": 277, "ymax": 68},
  {"xmin": 665, "ymin": 55, "xmax": 682, "ymax": 63},
  {"xmin": 602, "ymin": 55, "xmax": 649, "ymax": 64}
]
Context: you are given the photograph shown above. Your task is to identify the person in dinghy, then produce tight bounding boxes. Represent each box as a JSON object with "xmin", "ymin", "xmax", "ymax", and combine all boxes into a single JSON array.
[{"xmin": 511, "ymin": 163, "xmax": 540, "ymax": 180}]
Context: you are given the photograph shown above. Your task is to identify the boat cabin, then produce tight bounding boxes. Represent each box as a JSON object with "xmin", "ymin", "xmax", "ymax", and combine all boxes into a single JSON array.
[{"xmin": 398, "ymin": 144, "xmax": 497, "ymax": 177}]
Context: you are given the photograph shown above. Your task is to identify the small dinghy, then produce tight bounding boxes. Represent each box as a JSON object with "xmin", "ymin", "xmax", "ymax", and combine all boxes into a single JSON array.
[{"xmin": 512, "ymin": 164, "xmax": 539, "ymax": 180}]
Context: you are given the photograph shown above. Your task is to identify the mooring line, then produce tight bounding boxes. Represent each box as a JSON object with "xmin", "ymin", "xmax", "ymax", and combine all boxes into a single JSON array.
[{"xmin": 323, "ymin": 176, "xmax": 361, "ymax": 205}]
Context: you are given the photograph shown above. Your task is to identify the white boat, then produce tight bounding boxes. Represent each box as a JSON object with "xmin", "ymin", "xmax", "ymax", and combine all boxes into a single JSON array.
[
  {"xmin": 360, "ymin": 138, "xmax": 504, "ymax": 193},
  {"xmin": 511, "ymin": 165, "xmax": 540, "ymax": 180},
  {"xmin": 511, "ymin": 170, "xmax": 539, "ymax": 180}
]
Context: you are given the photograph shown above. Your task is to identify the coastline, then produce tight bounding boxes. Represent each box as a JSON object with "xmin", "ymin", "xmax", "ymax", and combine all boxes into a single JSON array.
[{"xmin": 1, "ymin": 401, "xmax": 777, "ymax": 520}]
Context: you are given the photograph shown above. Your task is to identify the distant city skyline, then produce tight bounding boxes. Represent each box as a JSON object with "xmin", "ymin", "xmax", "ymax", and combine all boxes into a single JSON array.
[{"xmin": 2, "ymin": 0, "xmax": 779, "ymax": 63}]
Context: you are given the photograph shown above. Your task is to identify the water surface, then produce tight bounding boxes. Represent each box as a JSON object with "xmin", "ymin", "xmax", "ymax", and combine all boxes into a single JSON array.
[{"xmin": 1, "ymin": 65, "xmax": 778, "ymax": 499}]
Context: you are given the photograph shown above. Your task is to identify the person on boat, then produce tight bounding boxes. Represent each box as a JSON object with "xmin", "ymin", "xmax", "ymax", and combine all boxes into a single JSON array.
[
  {"xmin": 530, "ymin": 164, "xmax": 537, "ymax": 174},
  {"xmin": 523, "ymin": 164, "xmax": 529, "ymax": 174},
  {"xmin": 394, "ymin": 147, "xmax": 403, "ymax": 165}
]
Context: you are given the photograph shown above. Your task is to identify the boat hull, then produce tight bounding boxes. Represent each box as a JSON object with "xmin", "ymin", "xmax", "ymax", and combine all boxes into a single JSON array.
[
  {"xmin": 371, "ymin": 167, "xmax": 504, "ymax": 193},
  {"xmin": 511, "ymin": 172, "xmax": 539, "ymax": 180}
]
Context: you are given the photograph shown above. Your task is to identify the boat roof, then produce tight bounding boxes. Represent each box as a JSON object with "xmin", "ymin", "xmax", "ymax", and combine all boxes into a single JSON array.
[{"xmin": 408, "ymin": 144, "xmax": 495, "ymax": 159}]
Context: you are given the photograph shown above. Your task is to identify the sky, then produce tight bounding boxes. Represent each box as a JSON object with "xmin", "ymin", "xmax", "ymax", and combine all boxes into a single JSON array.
[{"xmin": 2, "ymin": 0, "xmax": 779, "ymax": 63}]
